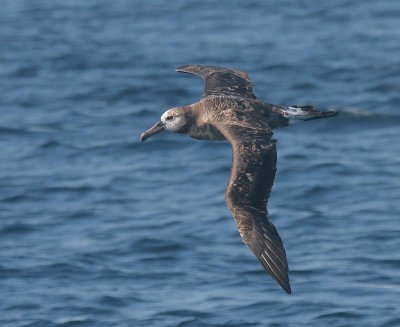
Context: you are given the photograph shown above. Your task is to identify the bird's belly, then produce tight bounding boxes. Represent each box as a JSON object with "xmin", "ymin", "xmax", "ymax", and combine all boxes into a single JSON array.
[{"xmin": 186, "ymin": 124, "xmax": 226, "ymax": 141}]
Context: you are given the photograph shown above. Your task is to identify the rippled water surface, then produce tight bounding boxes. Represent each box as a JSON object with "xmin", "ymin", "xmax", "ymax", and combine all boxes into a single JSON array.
[{"xmin": 1, "ymin": 1, "xmax": 400, "ymax": 326}]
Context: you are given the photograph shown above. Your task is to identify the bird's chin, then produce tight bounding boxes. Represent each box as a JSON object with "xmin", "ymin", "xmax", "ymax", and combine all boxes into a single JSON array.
[{"xmin": 140, "ymin": 121, "xmax": 165, "ymax": 142}]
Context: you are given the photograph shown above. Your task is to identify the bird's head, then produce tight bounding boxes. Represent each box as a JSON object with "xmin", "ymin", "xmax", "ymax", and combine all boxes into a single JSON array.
[{"xmin": 140, "ymin": 107, "xmax": 190, "ymax": 142}]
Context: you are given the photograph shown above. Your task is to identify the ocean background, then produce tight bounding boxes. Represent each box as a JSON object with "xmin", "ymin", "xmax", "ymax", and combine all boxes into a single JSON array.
[{"xmin": 1, "ymin": 1, "xmax": 400, "ymax": 326}]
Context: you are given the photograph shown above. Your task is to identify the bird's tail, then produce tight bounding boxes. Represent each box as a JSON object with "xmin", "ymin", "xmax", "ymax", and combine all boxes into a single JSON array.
[{"xmin": 282, "ymin": 105, "xmax": 338, "ymax": 121}]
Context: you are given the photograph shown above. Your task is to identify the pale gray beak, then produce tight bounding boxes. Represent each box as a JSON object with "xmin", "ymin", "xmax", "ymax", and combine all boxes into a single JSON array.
[{"xmin": 140, "ymin": 121, "xmax": 165, "ymax": 142}]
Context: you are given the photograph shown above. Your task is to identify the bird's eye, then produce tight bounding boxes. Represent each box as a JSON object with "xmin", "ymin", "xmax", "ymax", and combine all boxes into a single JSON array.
[{"xmin": 166, "ymin": 116, "xmax": 174, "ymax": 121}]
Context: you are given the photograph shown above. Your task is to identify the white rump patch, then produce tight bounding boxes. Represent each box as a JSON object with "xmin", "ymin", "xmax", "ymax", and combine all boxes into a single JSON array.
[
  {"xmin": 286, "ymin": 106, "xmax": 305, "ymax": 117},
  {"xmin": 284, "ymin": 106, "xmax": 314, "ymax": 120}
]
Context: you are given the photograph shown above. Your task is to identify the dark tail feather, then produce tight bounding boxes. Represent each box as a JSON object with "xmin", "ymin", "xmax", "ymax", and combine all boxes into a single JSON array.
[{"xmin": 284, "ymin": 105, "xmax": 338, "ymax": 121}]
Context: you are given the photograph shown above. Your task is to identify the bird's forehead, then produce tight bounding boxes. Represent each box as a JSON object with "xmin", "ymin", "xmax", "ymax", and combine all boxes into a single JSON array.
[{"xmin": 162, "ymin": 108, "xmax": 182, "ymax": 118}]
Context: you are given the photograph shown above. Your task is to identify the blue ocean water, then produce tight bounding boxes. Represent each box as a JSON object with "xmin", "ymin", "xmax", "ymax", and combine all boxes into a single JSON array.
[{"xmin": 1, "ymin": 0, "xmax": 400, "ymax": 326}]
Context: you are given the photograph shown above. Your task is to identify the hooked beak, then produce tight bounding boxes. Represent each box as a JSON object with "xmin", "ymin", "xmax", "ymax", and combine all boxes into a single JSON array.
[{"xmin": 140, "ymin": 120, "xmax": 165, "ymax": 142}]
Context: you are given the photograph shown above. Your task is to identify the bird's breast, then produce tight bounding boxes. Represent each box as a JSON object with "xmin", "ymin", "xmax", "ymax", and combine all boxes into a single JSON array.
[{"xmin": 185, "ymin": 123, "xmax": 226, "ymax": 141}]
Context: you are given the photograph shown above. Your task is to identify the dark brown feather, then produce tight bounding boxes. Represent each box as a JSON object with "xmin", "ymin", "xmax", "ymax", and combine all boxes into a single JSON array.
[
  {"xmin": 216, "ymin": 123, "xmax": 291, "ymax": 293},
  {"xmin": 176, "ymin": 65, "xmax": 256, "ymax": 99}
]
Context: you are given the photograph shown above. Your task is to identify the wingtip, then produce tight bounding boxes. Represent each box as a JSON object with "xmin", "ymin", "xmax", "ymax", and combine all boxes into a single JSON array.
[
  {"xmin": 274, "ymin": 273, "xmax": 291, "ymax": 294},
  {"xmin": 282, "ymin": 282, "xmax": 292, "ymax": 294},
  {"xmin": 259, "ymin": 258, "xmax": 292, "ymax": 294},
  {"xmin": 176, "ymin": 64, "xmax": 192, "ymax": 72}
]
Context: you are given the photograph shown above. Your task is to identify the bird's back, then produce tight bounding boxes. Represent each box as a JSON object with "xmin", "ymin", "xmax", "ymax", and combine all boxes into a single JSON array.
[{"xmin": 195, "ymin": 96, "xmax": 288, "ymax": 136}]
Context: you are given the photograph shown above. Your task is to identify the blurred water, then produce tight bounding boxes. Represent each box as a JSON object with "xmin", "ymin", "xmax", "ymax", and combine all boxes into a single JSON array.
[{"xmin": 1, "ymin": 1, "xmax": 400, "ymax": 326}]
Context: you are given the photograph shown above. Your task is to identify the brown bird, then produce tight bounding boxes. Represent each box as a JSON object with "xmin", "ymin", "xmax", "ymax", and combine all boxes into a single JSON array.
[{"xmin": 140, "ymin": 65, "xmax": 337, "ymax": 293}]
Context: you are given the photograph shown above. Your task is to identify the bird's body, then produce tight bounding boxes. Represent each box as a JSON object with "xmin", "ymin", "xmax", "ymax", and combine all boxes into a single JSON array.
[
  {"xmin": 140, "ymin": 65, "xmax": 338, "ymax": 294},
  {"xmin": 177, "ymin": 96, "xmax": 289, "ymax": 140}
]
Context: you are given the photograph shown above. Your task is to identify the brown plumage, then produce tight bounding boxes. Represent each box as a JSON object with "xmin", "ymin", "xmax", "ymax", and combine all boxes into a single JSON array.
[{"xmin": 140, "ymin": 65, "xmax": 338, "ymax": 293}]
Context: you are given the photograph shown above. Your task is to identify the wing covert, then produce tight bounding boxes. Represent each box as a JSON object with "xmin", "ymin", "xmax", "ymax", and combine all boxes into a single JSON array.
[
  {"xmin": 176, "ymin": 65, "xmax": 256, "ymax": 99},
  {"xmin": 217, "ymin": 123, "xmax": 291, "ymax": 293}
]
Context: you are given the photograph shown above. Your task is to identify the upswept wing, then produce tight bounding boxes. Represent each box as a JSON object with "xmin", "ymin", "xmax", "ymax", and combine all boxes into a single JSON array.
[
  {"xmin": 176, "ymin": 65, "xmax": 256, "ymax": 99},
  {"xmin": 216, "ymin": 123, "xmax": 291, "ymax": 293}
]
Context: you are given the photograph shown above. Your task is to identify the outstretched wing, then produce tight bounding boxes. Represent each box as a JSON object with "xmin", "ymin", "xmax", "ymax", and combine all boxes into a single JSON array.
[
  {"xmin": 176, "ymin": 65, "xmax": 256, "ymax": 99},
  {"xmin": 216, "ymin": 123, "xmax": 291, "ymax": 293}
]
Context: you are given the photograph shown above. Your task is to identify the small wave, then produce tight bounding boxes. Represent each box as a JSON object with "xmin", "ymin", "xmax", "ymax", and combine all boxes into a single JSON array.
[
  {"xmin": 0, "ymin": 193, "xmax": 30, "ymax": 203},
  {"xmin": 292, "ymin": 81, "xmax": 318, "ymax": 90},
  {"xmin": 130, "ymin": 108, "xmax": 159, "ymax": 117},
  {"xmin": 74, "ymin": 140, "xmax": 133, "ymax": 152},
  {"xmin": 309, "ymin": 162, "xmax": 344, "ymax": 170},
  {"xmin": 283, "ymin": 153, "xmax": 308, "ymax": 160},
  {"xmin": 40, "ymin": 140, "xmax": 64, "ymax": 149},
  {"xmin": 0, "ymin": 126, "xmax": 32, "ymax": 135},
  {"xmin": 110, "ymin": 86, "xmax": 140, "ymax": 101},
  {"xmin": 137, "ymin": 255, "xmax": 178, "ymax": 263},
  {"xmin": 0, "ymin": 223, "xmax": 37, "ymax": 235},
  {"xmin": 65, "ymin": 210, "xmax": 96, "ymax": 220},
  {"xmin": 0, "ymin": 265, "xmax": 22, "ymax": 277},
  {"xmin": 53, "ymin": 317, "xmax": 99, "ymax": 326},
  {"xmin": 303, "ymin": 185, "xmax": 333, "ymax": 197},
  {"xmin": 4, "ymin": 303, "xmax": 40, "ymax": 311},
  {"xmin": 21, "ymin": 319, "xmax": 53, "ymax": 326},
  {"xmin": 10, "ymin": 65, "xmax": 39, "ymax": 78},
  {"xmin": 291, "ymin": 268, "xmax": 320, "ymax": 276},
  {"xmin": 382, "ymin": 317, "xmax": 400, "ymax": 327},
  {"xmin": 338, "ymin": 107, "xmax": 400, "ymax": 122},
  {"xmin": 316, "ymin": 311, "xmax": 361, "ymax": 319},
  {"xmin": 157, "ymin": 309, "xmax": 210, "ymax": 319},
  {"xmin": 376, "ymin": 259, "xmax": 400, "ymax": 268},
  {"xmin": 97, "ymin": 295, "xmax": 127, "ymax": 307},
  {"xmin": 175, "ymin": 319, "xmax": 203, "ymax": 327},
  {"xmin": 132, "ymin": 238, "xmax": 186, "ymax": 253},
  {"xmin": 41, "ymin": 185, "xmax": 94, "ymax": 193},
  {"xmin": 367, "ymin": 84, "xmax": 400, "ymax": 93},
  {"xmin": 340, "ymin": 107, "xmax": 381, "ymax": 117},
  {"xmin": 259, "ymin": 63, "xmax": 291, "ymax": 71},
  {"xmin": 352, "ymin": 256, "xmax": 400, "ymax": 269}
]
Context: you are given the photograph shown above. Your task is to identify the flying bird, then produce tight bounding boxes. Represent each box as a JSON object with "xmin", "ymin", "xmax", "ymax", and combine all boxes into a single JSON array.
[{"xmin": 140, "ymin": 65, "xmax": 337, "ymax": 293}]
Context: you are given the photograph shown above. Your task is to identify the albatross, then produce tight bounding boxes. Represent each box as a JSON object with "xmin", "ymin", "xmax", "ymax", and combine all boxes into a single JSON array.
[{"xmin": 140, "ymin": 65, "xmax": 337, "ymax": 294}]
